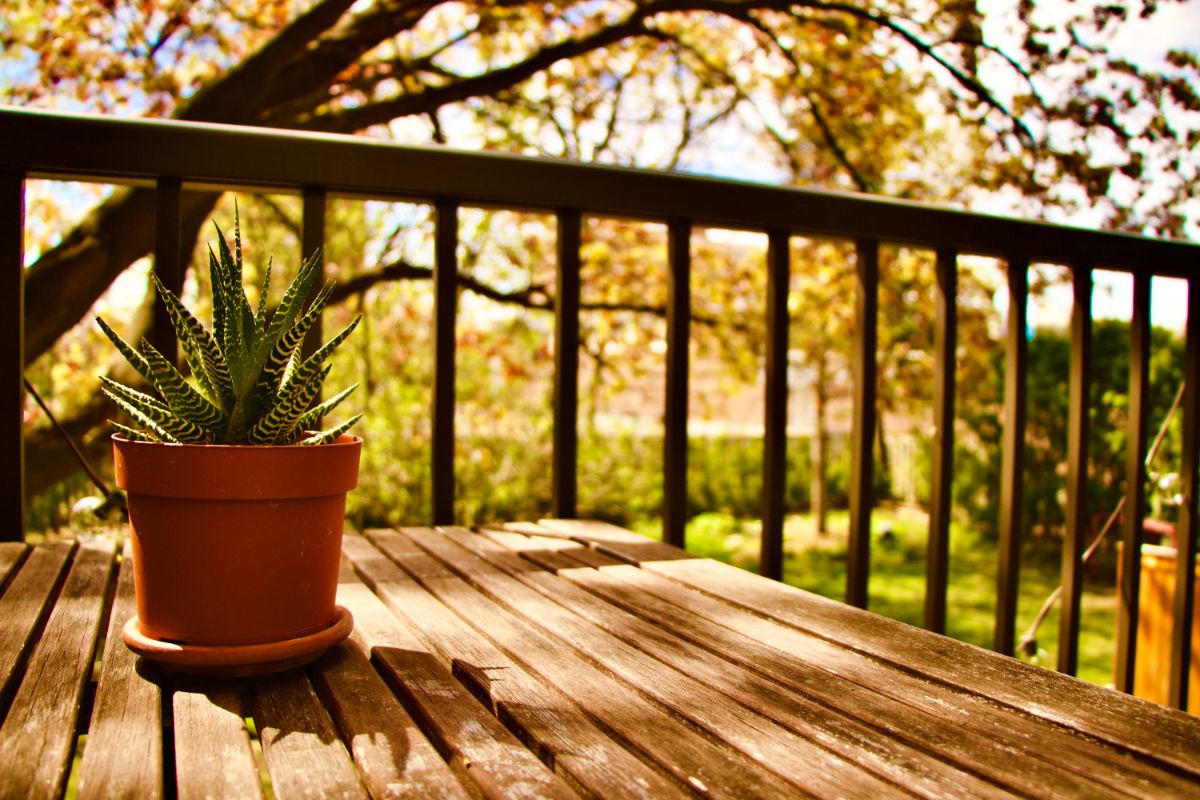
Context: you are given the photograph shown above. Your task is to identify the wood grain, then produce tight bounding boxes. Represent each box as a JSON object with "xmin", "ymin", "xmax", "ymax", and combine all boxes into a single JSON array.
[
  {"xmin": 252, "ymin": 669, "xmax": 370, "ymax": 800},
  {"xmin": 0, "ymin": 541, "xmax": 73, "ymax": 714},
  {"xmin": 77, "ymin": 538, "xmax": 164, "ymax": 800},
  {"xmin": 0, "ymin": 539, "xmax": 117, "ymax": 800},
  {"xmin": 172, "ymin": 682, "xmax": 264, "ymax": 800},
  {"xmin": 363, "ymin": 528, "xmax": 833, "ymax": 800},
  {"xmin": 484, "ymin": 526, "xmax": 1192, "ymax": 798},
  {"xmin": 342, "ymin": 535, "xmax": 596, "ymax": 800},
  {"xmin": 312, "ymin": 590, "xmax": 472, "ymax": 800},
  {"xmin": 0, "ymin": 542, "xmax": 26, "ymax": 588},
  {"xmin": 536, "ymin": 518, "xmax": 1200, "ymax": 779}
]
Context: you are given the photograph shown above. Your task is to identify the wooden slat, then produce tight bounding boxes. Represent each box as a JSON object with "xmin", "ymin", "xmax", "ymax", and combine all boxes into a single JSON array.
[
  {"xmin": 488, "ymin": 527, "xmax": 1193, "ymax": 798},
  {"xmin": 760, "ymin": 229, "xmax": 789, "ymax": 581},
  {"xmin": 924, "ymin": 247, "xmax": 956, "ymax": 633},
  {"xmin": 663, "ymin": 219, "xmax": 691, "ymax": 550},
  {"xmin": 77, "ymin": 538, "xmax": 163, "ymax": 800},
  {"xmin": 344, "ymin": 533, "xmax": 686, "ymax": 800},
  {"xmin": 994, "ymin": 254, "xmax": 1028, "ymax": 655},
  {"xmin": 0, "ymin": 540, "xmax": 117, "ymax": 799},
  {"xmin": 1169, "ymin": 275, "xmax": 1200, "ymax": 709},
  {"xmin": 553, "ymin": 209, "xmax": 581, "ymax": 519},
  {"xmin": 466, "ymin": 529, "xmax": 1033, "ymax": 799},
  {"xmin": 432, "ymin": 199, "xmax": 459, "ymax": 526},
  {"xmin": 358, "ymin": 529, "xmax": 815, "ymax": 800},
  {"xmin": 535, "ymin": 519, "xmax": 1200, "ymax": 778},
  {"xmin": 1057, "ymin": 265, "xmax": 1093, "ymax": 675},
  {"xmin": 1115, "ymin": 271, "xmax": 1152, "ymax": 693},
  {"xmin": 253, "ymin": 670, "xmax": 369, "ymax": 800},
  {"xmin": 0, "ymin": 542, "xmax": 28, "ymax": 589},
  {"xmin": 172, "ymin": 683, "xmax": 264, "ymax": 800},
  {"xmin": 300, "ymin": 186, "xmax": 328, "ymax": 365},
  {"xmin": 151, "ymin": 176, "xmax": 183, "ymax": 362},
  {"xmin": 0, "ymin": 542, "xmax": 76, "ymax": 719},
  {"xmin": 396, "ymin": 526, "xmax": 907, "ymax": 799},
  {"xmin": 2, "ymin": 171, "xmax": 24, "ymax": 540},
  {"xmin": 847, "ymin": 238, "xmax": 879, "ymax": 609},
  {"xmin": 313, "ymin": 557, "xmax": 471, "ymax": 800}
]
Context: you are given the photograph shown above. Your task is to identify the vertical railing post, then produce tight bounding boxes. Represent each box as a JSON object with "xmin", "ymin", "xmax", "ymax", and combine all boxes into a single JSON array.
[
  {"xmin": 663, "ymin": 219, "xmax": 692, "ymax": 550},
  {"xmin": 432, "ymin": 200, "xmax": 459, "ymax": 526},
  {"xmin": 2, "ymin": 171, "xmax": 24, "ymax": 541},
  {"xmin": 1169, "ymin": 275, "xmax": 1200, "ymax": 709},
  {"xmin": 1115, "ymin": 270, "xmax": 1152, "ymax": 693},
  {"xmin": 761, "ymin": 230, "xmax": 790, "ymax": 581},
  {"xmin": 300, "ymin": 187, "xmax": 328, "ymax": 365},
  {"xmin": 847, "ymin": 238, "xmax": 879, "ymax": 609},
  {"xmin": 1058, "ymin": 264, "xmax": 1093, "ymax": 675},
  {"xmin": 553, "ymin": 209, "xmax": 582, "ymax": 520},
  {"xmin": 924, "ymin": 247, "xmax": 957, "ymax": 633},
  {"xmin": 151, "ymin": 177, "xmax": 184, "ymax": 362},
  {"xmin": 994, "ymin": 254, "xmax": 1028, "ymax": 656}
]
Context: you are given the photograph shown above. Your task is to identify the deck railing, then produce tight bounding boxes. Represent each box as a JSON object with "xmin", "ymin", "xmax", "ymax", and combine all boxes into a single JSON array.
[{"xmin": 3, "ymin": 107, "xmax": 1198, "ymax": 707}]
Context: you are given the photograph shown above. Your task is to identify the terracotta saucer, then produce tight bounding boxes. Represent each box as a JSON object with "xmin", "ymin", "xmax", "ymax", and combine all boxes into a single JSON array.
[{"xmin": 123, "ymin": 605, "xmax": 354, "ymax": 677}]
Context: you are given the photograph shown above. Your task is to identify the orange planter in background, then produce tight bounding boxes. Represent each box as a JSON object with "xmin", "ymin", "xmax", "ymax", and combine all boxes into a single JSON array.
[
  {"xmin": 113, "ymin": 434, "xmax": 362, "ymax": 648},
  {"xmin": 1118, "ymin": 543, "xmax": 1199, "ymax": 713}
]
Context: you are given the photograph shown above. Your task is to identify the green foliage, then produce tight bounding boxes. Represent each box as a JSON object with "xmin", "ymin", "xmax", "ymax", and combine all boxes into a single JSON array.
[
  {"xmin": 950, "ymin": 319, "xmax": 1186, "ymax": 553},
  {"xmin": 97, "ymin": 208, "xmax": 362, "ymax": 446}
]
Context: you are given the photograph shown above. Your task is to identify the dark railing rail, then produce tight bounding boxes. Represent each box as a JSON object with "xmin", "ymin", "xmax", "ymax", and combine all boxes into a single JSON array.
[{"xmin": 3, "ymin": 107, "xmax": 1198, "ymax": 707}]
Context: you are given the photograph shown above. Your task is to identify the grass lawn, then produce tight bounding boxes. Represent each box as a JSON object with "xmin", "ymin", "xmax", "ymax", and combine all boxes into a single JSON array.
[{"xmin": 633, "ymin": 507, "xmax": 1118, "ymax": 688}]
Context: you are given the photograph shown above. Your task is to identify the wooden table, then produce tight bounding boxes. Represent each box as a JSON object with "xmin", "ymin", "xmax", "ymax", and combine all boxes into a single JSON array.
[{"xmin": 2, "ymin": 520, "xmax": 1199, "ymax": 799}]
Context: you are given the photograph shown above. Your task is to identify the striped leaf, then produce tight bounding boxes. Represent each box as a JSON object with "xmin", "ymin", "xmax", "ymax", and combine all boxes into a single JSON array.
[
  {"xmin": 254, "ymin": 255, "xmax": 273, "ymax": 335},
  {"xmin": 108, "ymin": 420, "xmax": 158, "ymax": 442},
  {"xmin": 213, "ymin": 221, "xmax": 257, "ymax": 385},
  {"xmin": 208, "ymin": 246, "xmax": 227, "ymax": 357},
  {"xmin": 255, "ymin": 283, "xmax": 332, "ymax": 402},
  {"xmin": 95, "ymin": 317, "xmax": 153, "ymax": 385},
  {"xmin": 246, "ymin": 364, "xmax": 330, "ymax": 445},
  {"xmin": 150, "ymin": 274, "xmax": 230, "ymax": 407},
  {"xmin": 279, "ymin": 315, "xmax": 361, "ymax": 395},
  {"xmin": 101, "ymin": 380, "xmax": 205, "ymax": 444},
  {"xmin": 260, "ymin": 250, "xmax": 323, "ymax": 359},
  {"xmin": 297, "ymin": 413, "xmax": 363, "ymax": 446},
  {"xmin": 139, "ymin": 340, "xmax": 229, "ymax": 434},
  {"xmin": 289, "ymin": 383, "xmax": 357, "ymax": 437}
]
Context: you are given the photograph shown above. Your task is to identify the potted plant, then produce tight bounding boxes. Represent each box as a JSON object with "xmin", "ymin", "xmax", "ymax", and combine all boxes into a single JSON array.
[{"xmin": 99, "ymin": 207, "xmax": 363, "ymax": 675}]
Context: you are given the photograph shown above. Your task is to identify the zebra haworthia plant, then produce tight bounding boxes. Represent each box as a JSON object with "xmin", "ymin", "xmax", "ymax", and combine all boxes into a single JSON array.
[{"xmin": 98, "ymin": 210, "xmax": 362, "ymax": 446}]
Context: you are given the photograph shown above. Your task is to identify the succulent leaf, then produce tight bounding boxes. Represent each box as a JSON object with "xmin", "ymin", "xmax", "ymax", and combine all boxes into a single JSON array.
[
  {"xmin": 246, "ymin": 364, "xmax": 331, "ymax": 445},
  {"xmin": 290, "ymin": 383, "xmax": 358, "ymax": 437},
  {"xmin": 96, "ymin": 317, "xmax": 153, "ymax": 384},
  {"xmin": 297, "ymin": 413, "xmax": 363, "ymax": 446},
  {"xmin": 108, "ymin": 420, "xmax": 158, "ymax": 442},
  {"xmin": 150, "ymin": 275, "xmax": 231, "ymax": 407},
  {"xmin": 101, "ymin": 381, "xmax": 204, "ymax": 443},
  {"xmin": 100, "ymin": 203, "xmax": 360, "ymax": 446},
  {"xmin": 139, "ymin": 339, "xmax": 229, "ymax": 433},
  {"xmin": 279, "ymin": 315, "xmax": 361, "ymax": 395}
]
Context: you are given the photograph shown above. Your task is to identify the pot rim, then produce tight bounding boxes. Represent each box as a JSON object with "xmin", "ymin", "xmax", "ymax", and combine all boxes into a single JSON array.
[{"xmin": 111, "ymin": 433, "xmax": 363, "ymax": 450}]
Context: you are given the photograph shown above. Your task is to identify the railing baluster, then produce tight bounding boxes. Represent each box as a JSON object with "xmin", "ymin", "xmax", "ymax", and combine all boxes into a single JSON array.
[
  {"xmin": 1169, "ymin": 275, "xmax": 1200, "ymax": 709},
  {"xmin": 924, "ymin": 247, "xmax": 957, "ymax": 632},
  {"xmin": 994, "ymin": 254, "xmax": 1028, "ymax": 655},
  {"xmin": 761, "ymin": 230, "xmax": 790, "ymax": 581},
  {"xmin": 2, "ymin": 171, "xmax": 24, "ymax": 541},
  {"xmin": 432, "ymin": 199, "xmax": 459, "ymax": 526},
  {"xmin": 553, "ymin": 209, "xmax": 582, "ymax": 519},
  {"xmin": 1115, "ymin": 270, "xmax": 1152, "ymax": 693},
  {"xmin": 152, "ymin": 177, "xmax": 184, "ymax": 362},
  {"xmin": 300, "ymin": 187, "xmax": 328, "ymax": 364},
  {"xmin": 1058, "ymin": 264, "xmax": 1093, "ymax": 675},
  {"xmin": 663, "ymin": 219, "xmax": 692, "ymax": 550},
  {"xmin": 847, "ymin": 238, "xmax": 879, "ymax": 609}
]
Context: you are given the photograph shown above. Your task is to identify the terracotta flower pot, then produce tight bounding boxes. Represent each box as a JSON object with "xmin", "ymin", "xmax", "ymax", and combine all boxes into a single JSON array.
[{"xmin": 113, "ymin": 434, "xmax": 362, "ymax": 648}]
